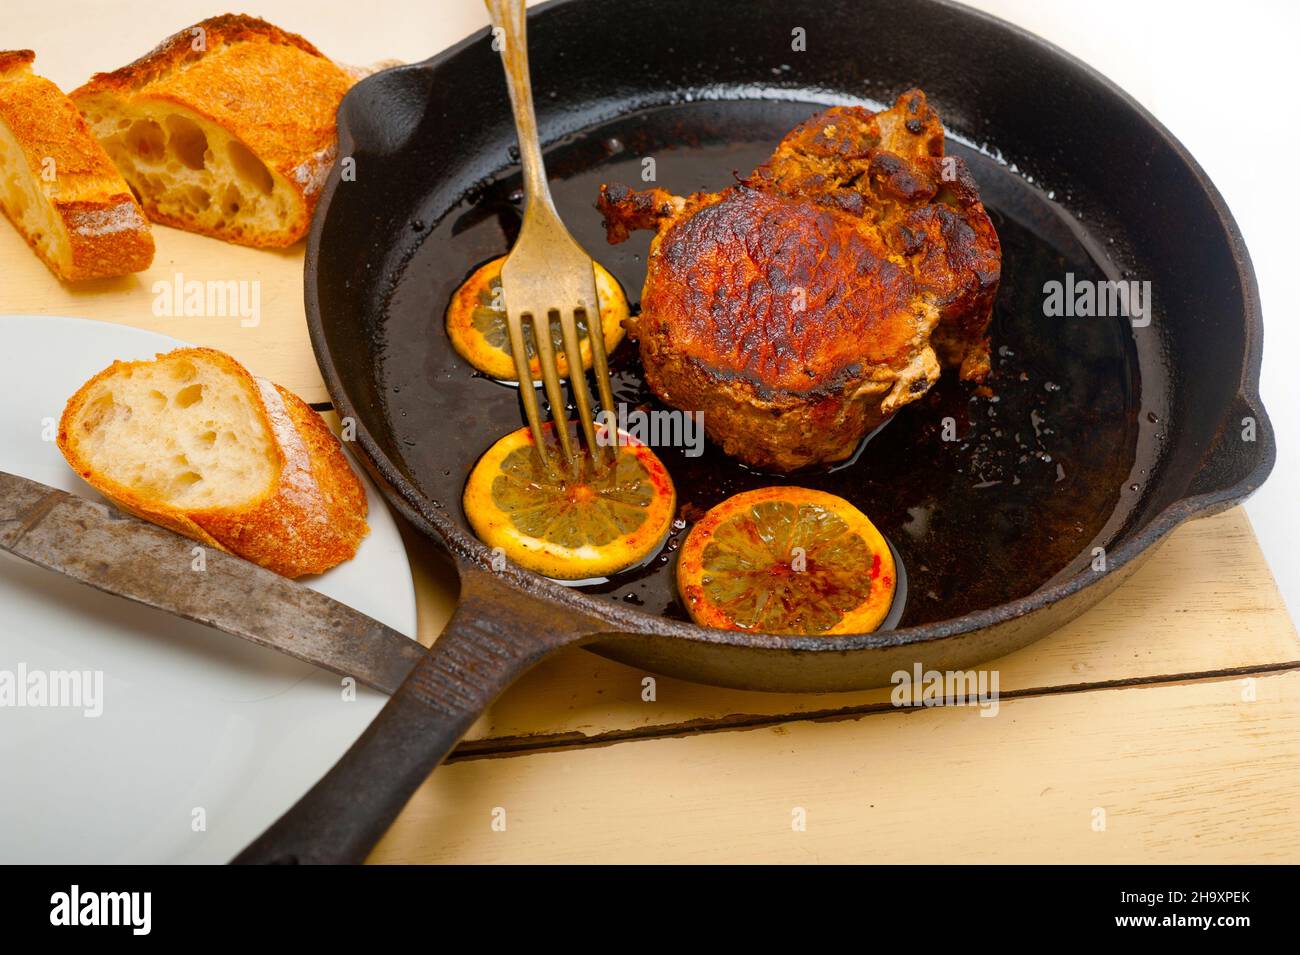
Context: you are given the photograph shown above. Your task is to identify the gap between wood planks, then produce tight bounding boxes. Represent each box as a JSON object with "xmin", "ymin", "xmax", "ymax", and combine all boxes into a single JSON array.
[{"xmin": 444, "ymin": 661, "xmax": 1300, "ymax": 763}]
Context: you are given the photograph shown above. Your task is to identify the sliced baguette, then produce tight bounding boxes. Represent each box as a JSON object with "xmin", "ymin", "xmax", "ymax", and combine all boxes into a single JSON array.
[
  {"xmin": 70, "ymin": 15, "xmax": 354, "ymax": 248},
  {"xmin": 0, "ymin": 50, "xmax": 154, "ymax": 280},
  {"xmin": 57, "ymin": 347, "xmax": 368, "ymax": 578}
]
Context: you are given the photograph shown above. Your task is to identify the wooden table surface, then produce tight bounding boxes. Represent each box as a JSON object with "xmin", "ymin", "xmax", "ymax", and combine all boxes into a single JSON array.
[{"xmin": 4, "ymin": 1, "xmax": 1297, "ymax": 864}]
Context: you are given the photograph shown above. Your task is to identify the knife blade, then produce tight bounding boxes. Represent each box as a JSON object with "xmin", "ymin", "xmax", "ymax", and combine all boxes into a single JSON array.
[{"xmin": 0, "ymin": 470, "xmax": 426, "ymax": 694}]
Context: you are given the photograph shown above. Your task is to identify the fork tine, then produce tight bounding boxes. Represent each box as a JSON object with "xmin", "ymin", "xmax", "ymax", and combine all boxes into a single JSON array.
[
  {"xmin": 529, "ymin": 310, "xmax": 577, "ymax": 469},
  {"xmin": 583, "ymin": 300, "xmax": 617, "ymax": 443},
  {"xmin": 504, "ymin": 307, "xmax": 555, "ymax": 476},
  {"xmin": 558, "ymin": 309, "xmax": 600, "ymax": 456}
]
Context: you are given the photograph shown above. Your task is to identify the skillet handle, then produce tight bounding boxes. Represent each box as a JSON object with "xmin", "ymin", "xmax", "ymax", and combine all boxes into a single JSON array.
[{"xmin": 232, "ymin": 566, "xmax": 594, "ymax": 864}]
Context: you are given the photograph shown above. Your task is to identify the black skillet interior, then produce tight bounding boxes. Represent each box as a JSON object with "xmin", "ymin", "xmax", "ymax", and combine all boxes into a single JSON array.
[{"xmin": 309, "ymin": 0, "xmax": 1271, "ymax": 640}]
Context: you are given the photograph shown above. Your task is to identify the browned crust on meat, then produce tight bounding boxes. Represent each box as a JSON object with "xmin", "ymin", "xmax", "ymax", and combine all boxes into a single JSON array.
[
  {"xmin": 597, "ymin": 183, "xmax": 684, "ymax": 242},
  {"xmin": 602, "ymin": 182, "xmax": 941, "ymax": 470},
  {"xmin": 0, "ymin": 51, "xmax": 154, "ymax": 280},
  {"xmin": 633, "ymin": 187, "xmax": 933, "ymax": 395},
  {"xmin": 747, "ymin": 90, "xmax": 1001, "ymax": 381},
  {"xmin": 638, "ymin": 335, "xmax": 922, "ymax": 472},
  {"xmin": 595, "ymin": 89, "xmax": 1000, "ymax": 470}
]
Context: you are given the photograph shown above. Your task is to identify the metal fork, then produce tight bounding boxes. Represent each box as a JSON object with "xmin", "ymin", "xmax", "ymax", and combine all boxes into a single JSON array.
[{"xmin": 486, "ymin": 0, "xmax": 616, "ymax": 474}]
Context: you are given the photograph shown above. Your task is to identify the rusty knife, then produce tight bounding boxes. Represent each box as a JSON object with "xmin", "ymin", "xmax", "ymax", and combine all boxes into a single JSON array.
[{"xmin": 0, "ymin": 469, "xmax": 426, "ymax": 693}]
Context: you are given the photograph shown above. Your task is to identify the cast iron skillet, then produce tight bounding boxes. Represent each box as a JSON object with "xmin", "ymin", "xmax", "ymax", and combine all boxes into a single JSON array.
[{"xmin": 236, "ymin": 0, "xmax": 1273, "ymax": 863}]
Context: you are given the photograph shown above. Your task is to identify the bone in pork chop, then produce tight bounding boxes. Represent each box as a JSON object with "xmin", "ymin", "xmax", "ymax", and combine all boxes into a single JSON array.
[{"xmin": 597, "ymin": 89, "xmax": 1001, "ymax": 472}]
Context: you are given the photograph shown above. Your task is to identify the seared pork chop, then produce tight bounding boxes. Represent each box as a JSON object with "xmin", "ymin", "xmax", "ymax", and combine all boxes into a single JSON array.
[{"xmin": 597, "ymin": 89, "xmax": 1001, "ymax": 472}]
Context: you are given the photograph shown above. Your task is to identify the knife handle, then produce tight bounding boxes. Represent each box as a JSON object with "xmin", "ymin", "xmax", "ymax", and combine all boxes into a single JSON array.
[{"xmin": 232, "ymin": 567, "xmax": 594, "ymax": 864}]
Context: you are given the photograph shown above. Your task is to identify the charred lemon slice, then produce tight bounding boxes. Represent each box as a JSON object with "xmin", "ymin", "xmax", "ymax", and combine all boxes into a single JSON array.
[
  {"xmin": 464, "ymin": 423, "xmax": 676, "ymax": 580},
  {"xmin": 446, "ymin": 256, "xmax": 629, "ymax": 380},
  {"xmin": 677, "ymin": 487, "xmax": 895, "ymax": 635}
]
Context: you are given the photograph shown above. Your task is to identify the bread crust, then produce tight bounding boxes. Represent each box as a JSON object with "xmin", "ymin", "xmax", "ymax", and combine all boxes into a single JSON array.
[
  {"xmin": 70, "ymin": 15, "xmax": 354, "ymax": 247},
  {"xmin": 0, "ymin": 50, "xmax": 154, "ymax": 280},
  {"xmin": 57, "ymin": 347, "xmax": 369, "ymax": 578}
]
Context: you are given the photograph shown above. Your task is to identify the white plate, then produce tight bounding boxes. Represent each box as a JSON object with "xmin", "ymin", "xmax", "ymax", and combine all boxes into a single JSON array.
[{"xmin": 0, "ymin": 315, "xmax": 417, "ymax": 863}]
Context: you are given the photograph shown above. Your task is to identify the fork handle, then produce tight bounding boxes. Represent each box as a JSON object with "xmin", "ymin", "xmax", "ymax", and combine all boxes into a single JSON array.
[
  {"xmin": 232, "ymin": 567, "xmax": 592, "ymax": 864},
  {"xmin": 486, "ymin": 0, "xmax": 556, "ymax": 212}
]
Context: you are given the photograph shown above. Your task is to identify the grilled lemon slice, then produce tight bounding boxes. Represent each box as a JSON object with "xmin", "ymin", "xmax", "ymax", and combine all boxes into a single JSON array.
[
  {"xmin": 677, "ymin": 487, "xmax": 895, "ymax": 635},
  {"xmin": 464, "ymin": 423, "xmax": 675, "ymax": 580},
  {"xmin": 446, "ymin": 256, "xmax": 628, "ymax": 381}
]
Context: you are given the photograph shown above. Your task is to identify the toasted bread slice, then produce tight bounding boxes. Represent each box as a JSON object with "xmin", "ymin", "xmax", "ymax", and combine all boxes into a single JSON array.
[
  {"xmin": 71, "ymin": 15, "xmax": 354, "ymax": 248},
  {"xmin": 0, "ymin": 50, "xmax": 154, "ymax": 280},
  {"xmin": 58, "ymin": 347, "xmax": 368, "ymax": 578}
]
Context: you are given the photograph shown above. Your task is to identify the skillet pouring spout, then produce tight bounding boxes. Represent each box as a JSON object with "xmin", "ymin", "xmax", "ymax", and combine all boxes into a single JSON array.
[{"xmin": 232, "ymin": 564, "xmax": 605, "ymax": 864}]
